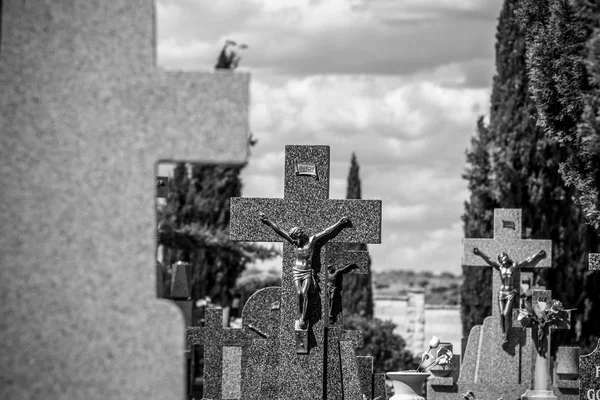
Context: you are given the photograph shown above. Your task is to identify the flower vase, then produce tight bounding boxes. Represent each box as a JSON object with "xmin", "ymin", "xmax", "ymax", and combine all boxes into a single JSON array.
[
  {"xmin": 386, "ymin": 371, "xmax": 429, "ymax": 400},
  {"xmin": 521, "ymin": 354, "xmax": 557, "ymax": 400}
]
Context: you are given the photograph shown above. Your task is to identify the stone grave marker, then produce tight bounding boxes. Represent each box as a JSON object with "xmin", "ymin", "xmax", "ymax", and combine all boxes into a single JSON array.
[
  {"xmin": 324, "ymin": 242, "xmax": 382, "ymax": 400},
  {"xmin": 580, "ymin": 340, "xmax": 600, "ymax": 400},
  {"xmin": 230, "ymin": 145, "xmax": 382, "ymax": 399},
  {"xmin": 187, "ymin": 308, "xmax": 251, "ymax": 399},
  {"xmin": 1, "ymin": 1, "xmax": 250, "ymax": 398},
  {"xmin": 428, "ymin": 209, "xmax": 552, "ymax": 400}
]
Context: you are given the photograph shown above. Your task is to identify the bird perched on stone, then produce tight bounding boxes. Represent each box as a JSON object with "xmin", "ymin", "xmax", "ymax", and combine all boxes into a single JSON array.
[{"xmin": 215, "ymin": 40, "xmax": 248, "ymax": 70}]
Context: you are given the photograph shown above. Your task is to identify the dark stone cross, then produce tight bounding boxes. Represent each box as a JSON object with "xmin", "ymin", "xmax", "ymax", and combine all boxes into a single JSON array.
[
  {"xmin": 229, "ymin": 145, "xmax": 382, "ymax": 400},
  {"xmin": 187, "ymin": 308, "xmax": 250, "ymax": 400}
]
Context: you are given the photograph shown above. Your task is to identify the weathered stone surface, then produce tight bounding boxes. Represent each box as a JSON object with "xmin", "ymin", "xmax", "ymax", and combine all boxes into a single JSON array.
[
  {"xmin": 357, "ymin": 356, "xmax": 374, "ymax": 400},
  {"xmin": 222, "ymin": 346, "xmax": 242, "ymax": 399},
  {"xmin": 580, "ymin": 340, "xmax": 600, "ymax": 400},
  {"xmin": 187, "ymin": 308, "xmax": 248, "ymax": 399},
  {"xmin": 373, "ymin": 373, "xmax": 387, "ymax": 400},
  {"xmin": 340, "ymin": 341, "xmax": 363, "ymax": 400},
  {"xmin": 240, "ymin": 287, "xmax": 281, "ymax": 400},
  {"xmin": 589, "ymin": 254, "xmax": 600, "ymax": 271},
  {"xmin": 0, "ymin": 1, "xmax": 249, "ymax": 399}
]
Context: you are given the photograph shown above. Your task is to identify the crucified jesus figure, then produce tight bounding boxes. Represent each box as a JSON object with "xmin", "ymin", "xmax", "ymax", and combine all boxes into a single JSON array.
[
  {"xmin": 472, "ymin": 247, "xmax": 547, "ymax": 345},
  {"xmin": 260, "ymin": 213, "xmax": 350, "ymax": 330}
]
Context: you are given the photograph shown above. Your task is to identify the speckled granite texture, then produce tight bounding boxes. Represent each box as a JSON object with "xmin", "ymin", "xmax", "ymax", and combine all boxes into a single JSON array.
[
  {"xmin": 222, "ymin": 346, "xmax": 242, "ymax": 399},
  {"xmin": 580, "ymin": 340, "xmax": 600, "ymax": 400},
  {"xmin": 357, "ymin": 356, "xmax": 374, "ymax": 399},
  {"xmin": 241, "ymin": 287, "xmax": 281, "ymax": 400},
  {"xmin": 373, "ymin": 373, "xmax": 387, "ymax": 400},
  {"xmin": 589, "ymin": 254, "xmax": 600, "ymax": 270},
  {"xmin": 230, "ymin": 145, "xmax": 382, "ymax": 399},
  {"xmin": 187, "ymin": 308, "xmax": 249, "ymax": 399},
  {"xmin": 1, "ymin": 1, "xmax": 250, "ymax": 399},
  {"xmin": 341, "ymin": 340, "xmax": 364, "ymax": 400}
]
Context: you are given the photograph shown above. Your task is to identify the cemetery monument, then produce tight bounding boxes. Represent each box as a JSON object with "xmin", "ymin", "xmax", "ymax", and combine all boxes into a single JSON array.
[
  {"xmin": 188, "ymin": 145, "xmax": 386, "ymax": 399},
  {"xmin": 1, "ymin": 1, "xmax": 250, "ymax": 398}
]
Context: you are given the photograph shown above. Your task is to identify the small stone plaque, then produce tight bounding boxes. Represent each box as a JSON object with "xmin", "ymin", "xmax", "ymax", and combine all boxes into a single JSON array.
[
  {"xmin": 581, "ymin": 340, "xmax": 600, "ymax": 400},
  {"xmin": 295, "ymin": 162, "xmax": 318, "ymax": 180},
  {"xmin": 295, "ymin": 329, "xmax": 309, "ymax": 354}
]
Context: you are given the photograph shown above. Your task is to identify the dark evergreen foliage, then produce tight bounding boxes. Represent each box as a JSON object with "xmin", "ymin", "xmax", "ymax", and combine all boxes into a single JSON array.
[
  {"xmin": 157, "ymin": 163, "xmax": 278, "ymax": 305},
  {"xmin": 345, "ymin": 314, "xmax": 418, "ymax": 373},
  {"xmin": 516, "ymin": 0, "xmax": 600, "ymax": 353}
]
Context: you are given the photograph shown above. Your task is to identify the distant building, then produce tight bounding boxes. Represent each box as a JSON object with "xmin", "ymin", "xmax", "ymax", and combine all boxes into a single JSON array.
[{"xmin": 374, "ymin": 291, "xmax": 462, "ymax": 356}]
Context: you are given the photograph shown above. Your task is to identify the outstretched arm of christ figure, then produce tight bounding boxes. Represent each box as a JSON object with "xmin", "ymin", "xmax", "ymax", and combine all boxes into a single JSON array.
[
  {"xmin": 259, "ymin": 213, "xmax": 296, "ymax": 245},
  {"xmin": 314, "ymin": 217, "xmax": 351, "ymax": 242},
  {"xmin": 473, "ymin": 247, "xmax": 500, "ymax": 270},
  {"xmin": 339, "ymin": 263, "xmax": 357, "ymax": 274},
  {"xmin": 516, "ymin": 249, "xmax": 547, "ymax": 269}
]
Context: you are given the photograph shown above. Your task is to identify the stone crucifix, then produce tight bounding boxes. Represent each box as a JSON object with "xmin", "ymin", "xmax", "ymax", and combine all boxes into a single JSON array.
[
  {"xmin": 463, "ymin": 209, "xmax": 552, "ymax": 346},
  {"xmin": 259, "ymin": 212, "xmax": 351, "ymax": 329},
  {"xmin": 229, "ymin": 145, "xmax": 381, "ymax": 399}
]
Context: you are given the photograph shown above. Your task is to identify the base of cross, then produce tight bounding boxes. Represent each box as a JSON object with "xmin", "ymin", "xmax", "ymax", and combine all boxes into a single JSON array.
[
  {"xmin": 295, "ymin": 327, "xmax": 309, "ymax": 354},
  {"xmin": 521, "ymin": 389, "xmax": 558, "ymax": 400}
]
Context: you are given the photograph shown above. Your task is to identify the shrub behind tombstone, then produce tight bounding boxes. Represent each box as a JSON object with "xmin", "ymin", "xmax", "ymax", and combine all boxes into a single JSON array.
[{"xmin": 345, "ymin": 314, "xmax": 418, "ymax": 373}]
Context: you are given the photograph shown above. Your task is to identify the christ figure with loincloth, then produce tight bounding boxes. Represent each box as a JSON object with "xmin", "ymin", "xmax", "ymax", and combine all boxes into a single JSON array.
[
  {"xmin": 260, "ymin": 213, "xmax": 350, "ymax": 329},
  {"xmin": 472, "ymin": 247, "xmax": 547, "ymax": 344}
]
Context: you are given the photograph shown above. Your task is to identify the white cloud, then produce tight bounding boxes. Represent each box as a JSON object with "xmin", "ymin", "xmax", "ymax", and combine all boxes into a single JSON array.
[
  {"xmin": 157, "ymin": 0, "xmax": 503, "ymax": 78},
  {"xmin": 156, "ymin": 0, "xmax": 503, "ymax": 273}
]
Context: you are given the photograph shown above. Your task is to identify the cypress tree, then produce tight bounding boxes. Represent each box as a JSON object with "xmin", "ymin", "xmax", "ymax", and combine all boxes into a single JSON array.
[
  {"xmin": 158, "ymin": 163, "xmax": 277, "ymax": 304},
  {"xmin": 342, "ymin": 153, "xmax": 374, "ymax": 319},
  {"xmin": 462, "ymin": 0, "xmax": 596, "ymax": 349},
  {"xmin": 461, "ymin": 117, "xmax": 497, "ymax": 337},
  {"xmin": 516, "ymin": 0, "xmax": 600, "ymax": 351}
]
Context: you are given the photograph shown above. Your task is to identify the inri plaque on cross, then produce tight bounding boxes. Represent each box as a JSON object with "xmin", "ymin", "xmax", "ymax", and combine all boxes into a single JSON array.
[{"xmin": 229, "ymin": 145, "xmax": 381, "ymax": 400}]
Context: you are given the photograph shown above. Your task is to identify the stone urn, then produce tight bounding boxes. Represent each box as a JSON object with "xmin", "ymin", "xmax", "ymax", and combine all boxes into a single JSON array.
[{"xmin": 386, "ymin": 371, "xmax": 429, "ymax": 400}]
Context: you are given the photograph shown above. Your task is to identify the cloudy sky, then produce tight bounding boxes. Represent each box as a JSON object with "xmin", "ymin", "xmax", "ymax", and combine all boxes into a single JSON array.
[{"xmin": 156, "ymin": 0, "xmax": 504, "ymax": 275}]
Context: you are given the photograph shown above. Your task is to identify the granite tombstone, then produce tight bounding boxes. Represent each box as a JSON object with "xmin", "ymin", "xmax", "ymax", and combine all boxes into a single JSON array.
[
  {"xmin": 580, "ymin": 340, "xmax": 600, "ymax": 400},
  {"xmin": 1, "ymin": 1, "xmax": 250, "ymax": 399}
]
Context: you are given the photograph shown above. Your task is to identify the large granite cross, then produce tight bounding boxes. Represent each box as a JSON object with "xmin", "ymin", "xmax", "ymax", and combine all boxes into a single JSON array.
[
  {"xmin": 463, "ymin": 209, "xmax": 552, "ymax": 338},
  {"xmin": 1, "ymin": 1, "xmax": 250, "ymax": 398},
  {"xmin": 230, "ymin": 145, "xmax": 382, "ymax": 400}
]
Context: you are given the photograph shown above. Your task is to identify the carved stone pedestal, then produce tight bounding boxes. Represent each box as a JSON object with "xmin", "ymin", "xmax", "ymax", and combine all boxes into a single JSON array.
[{"xmin": 521, "ymin": 389, "xmax": 557, "ymax": 400}]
